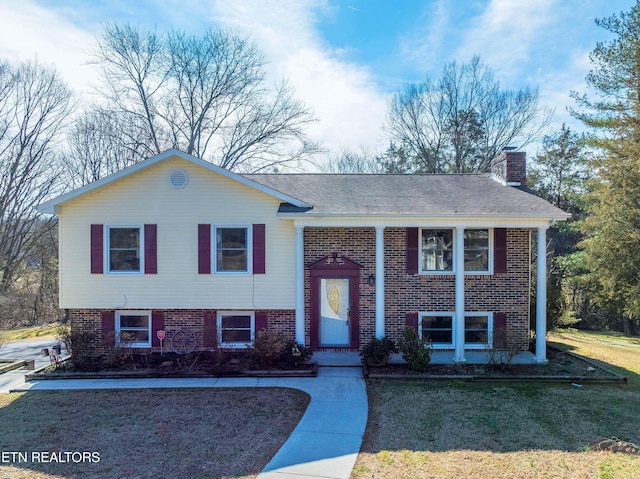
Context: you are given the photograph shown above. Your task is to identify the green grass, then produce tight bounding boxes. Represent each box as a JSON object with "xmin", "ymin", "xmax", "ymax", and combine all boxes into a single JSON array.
[
  {"xmin": 354, "ymin": 330, "xmax": 640, "ymax": 479},
  {"xmin": 0, "ymin": 323, "xmax": 60, "ymax": 342}
]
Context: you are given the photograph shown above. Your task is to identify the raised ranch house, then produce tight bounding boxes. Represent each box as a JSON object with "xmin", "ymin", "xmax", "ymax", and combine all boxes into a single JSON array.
[{"xmin": 37, "ymin": 149, "xmax": 569, "ymax": 363}]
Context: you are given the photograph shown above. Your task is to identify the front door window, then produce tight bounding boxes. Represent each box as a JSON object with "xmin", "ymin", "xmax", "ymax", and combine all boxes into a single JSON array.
[{"xmin": 320, "ymin": 278, "xmax": 350, "ymax": 346}]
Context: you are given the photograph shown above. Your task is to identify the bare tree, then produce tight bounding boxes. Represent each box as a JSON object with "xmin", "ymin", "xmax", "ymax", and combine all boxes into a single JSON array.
[
  {"xmin": 80, "ymin": 23, "xmax": 320, "ymax": 180},
  {"xmin": 62, "ymin": 109, "xmax": 149, "ymax": 188},
  {"xmin": 0, "ymin": 59, "xmax": 72, "ymax": 294},
  {"xmin": 386, "ymin": 56, "xmax": 552, "ymax": 173}
]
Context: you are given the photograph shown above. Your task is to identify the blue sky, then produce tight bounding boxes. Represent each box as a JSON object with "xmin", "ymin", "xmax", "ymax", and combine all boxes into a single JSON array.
[{"xmin": 0, "ymin": 0, "xmax": 635, "ymax": 161}]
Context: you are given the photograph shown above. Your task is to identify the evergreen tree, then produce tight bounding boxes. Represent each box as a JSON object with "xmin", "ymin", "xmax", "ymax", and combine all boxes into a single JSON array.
[{"xmin": 573, "ymin": 3, "xmax": 640, "ymax": 335}]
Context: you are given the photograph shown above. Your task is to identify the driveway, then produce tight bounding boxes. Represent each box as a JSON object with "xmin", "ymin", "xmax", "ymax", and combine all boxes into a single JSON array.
[{"xmin": 0, "ymin": 337, "xmax": 67, "ymax": 393}]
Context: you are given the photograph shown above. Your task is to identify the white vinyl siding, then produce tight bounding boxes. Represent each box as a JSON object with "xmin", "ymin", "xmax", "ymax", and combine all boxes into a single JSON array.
[{"xmin": 58, "ymin": 156, "xmax": 295, "ymax": 309}]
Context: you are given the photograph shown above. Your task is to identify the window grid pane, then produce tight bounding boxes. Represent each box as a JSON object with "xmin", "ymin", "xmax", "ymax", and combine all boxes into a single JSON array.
[
  {"xmin": 464, "ymin": 229, "xmax": 489, "ymax": 271},
  {"xmin": 220, "ymin": 314, "xmax": 252, "ymax": 345},
  {"xmin": 421, "ymin": 315, "xmax": 453, "ymax": 344},
  {"xmin": 109, "ymin": 228, "xmax": 141, "ymax": 272},
  {"xmin": 465, "ymin": 315, "xmax": 489, "ymax": 344},
  {"xmin": 421, "ymin": 230, "xmax": 453, "ymax": 271},
  {"xmin": 216, "ymin": 228, "xmax": 248, "ymax": 272},
  {"xmin": 117, "ymin": 312, "xmax": 150, "ymax": 345}
]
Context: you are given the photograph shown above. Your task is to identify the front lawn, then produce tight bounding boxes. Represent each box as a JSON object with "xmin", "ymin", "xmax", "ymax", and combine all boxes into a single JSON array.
[
  {"xmin": 0, "ymin": 387, "xmax": 309, "ymax": 479},
  {"xmin": 354, "ymin": 331, "xmax": 640, "ymax": 479}
]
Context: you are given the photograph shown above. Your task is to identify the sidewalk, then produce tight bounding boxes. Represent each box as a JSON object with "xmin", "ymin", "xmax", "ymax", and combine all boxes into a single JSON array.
[{"xmin": 6, "ymin": 366, "xmax": 367, "ymax": 479}]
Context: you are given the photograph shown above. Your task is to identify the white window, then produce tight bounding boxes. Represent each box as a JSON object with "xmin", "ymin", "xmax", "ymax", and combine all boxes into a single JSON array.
[
  {"xmin": 465, "ymin": 313, "xmax": 493, "ymax": 349},
  {"xmin": 419, "ymin": 313, "xmax": 455, "ymax": 349},
  {"xmin": 116, "ymin": 311, "xmax": 151, "ymax": 347},
  {"xmin": 108, "ymin": 226, "xmax": 143, "ymax": 273},
  {"xmin": 419, "ymin": 312, "xmax": 493, "ymax": 349},
  {"xmin": 464, "ymin": 229, "xmax": 491, "ymax": 273},
  {"xmin": 217, "ymin": 311, "xmax": 254, "ymax": 348},
  {"xmin": 214, "ymin": 226, "xmax": 251, "ymax": 273},
  {"xmin": 419, "ymin": 228, "xmax": 492, "ymax": 274},
  {"xmin": 421, "ymin": 229, "xmax": 453, "ymax": 272}
]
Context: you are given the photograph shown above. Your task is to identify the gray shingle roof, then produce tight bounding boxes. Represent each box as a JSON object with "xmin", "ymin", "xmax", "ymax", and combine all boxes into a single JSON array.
[{"xmin": 244, "ymin": 173, "xmax": 569, "ymax": 218}]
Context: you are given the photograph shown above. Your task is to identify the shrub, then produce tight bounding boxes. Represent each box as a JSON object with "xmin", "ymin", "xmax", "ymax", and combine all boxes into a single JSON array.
[
  {"xmin": 280, "ymin": 340, "xmax": 313, "ymax": 367},
  {"xmin": 248, "ymin": 329, "xmax": 288, "ymax": 368},
  {"xmin": 397, "ymin": 327, "xmax": 432, "ymax": 372},
  {"xmin": 360, "ymin": 336, "xmax": 397, "ymax": 366},
  {"xmin": 56, "ymin": 323, "xmax": 100, "ymax": 371}
]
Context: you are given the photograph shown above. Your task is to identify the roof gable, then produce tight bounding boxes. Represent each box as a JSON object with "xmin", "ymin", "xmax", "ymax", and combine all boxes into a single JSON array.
[{"xmin": 37, "ymin": 149, "xmax": 311, "ymax": 214}]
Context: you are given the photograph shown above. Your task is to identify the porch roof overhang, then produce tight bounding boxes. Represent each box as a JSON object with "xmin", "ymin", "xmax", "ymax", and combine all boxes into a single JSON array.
[{"xmin": 278, "ymin": 212, "xmax": 570, "ymax": 229}]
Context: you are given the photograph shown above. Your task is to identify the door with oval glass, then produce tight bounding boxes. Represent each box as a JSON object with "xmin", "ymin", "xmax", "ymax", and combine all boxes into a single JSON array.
[{"xmin": 320, "ymin": 277, "xmax": 350, "ymax": 346}]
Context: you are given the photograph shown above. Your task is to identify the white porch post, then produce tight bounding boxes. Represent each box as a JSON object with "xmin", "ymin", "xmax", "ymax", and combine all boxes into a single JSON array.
[
  {"xmin": 535, "ymin": 226, "xmax": 548, "ymax": 363},
  {"xmin": 455, "ymin": 227, "xmax": 466, "ymax": 362},
  {"xmin": 375, "ymin": 226, "xmax": 385, "ymax": 338},
  {"xmin": 295, "ymin": 226, "xmax": 305, "ymax": 344}
]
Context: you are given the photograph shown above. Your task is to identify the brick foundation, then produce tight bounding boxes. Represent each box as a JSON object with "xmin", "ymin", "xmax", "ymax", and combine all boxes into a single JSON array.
[{"xmin": 68, "ymin": 308, "xmax": 295, "ymax": 356}]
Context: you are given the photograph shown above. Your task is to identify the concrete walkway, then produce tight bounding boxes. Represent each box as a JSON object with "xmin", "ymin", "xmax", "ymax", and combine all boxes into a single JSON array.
[{"xmin": 5, "ymin": 365, "xmax": 367, "ymax": 479}]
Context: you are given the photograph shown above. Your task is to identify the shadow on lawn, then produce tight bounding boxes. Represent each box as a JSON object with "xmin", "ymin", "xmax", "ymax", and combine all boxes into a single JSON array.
[{"xmin": 0, "ymin": 387, "xmax": 309, "ymax": 479}]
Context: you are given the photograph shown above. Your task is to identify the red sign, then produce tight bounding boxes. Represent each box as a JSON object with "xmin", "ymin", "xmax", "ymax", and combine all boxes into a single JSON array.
[{"xmin": 156, "ymin": 330, "xmax": 165, "ymax": 341}]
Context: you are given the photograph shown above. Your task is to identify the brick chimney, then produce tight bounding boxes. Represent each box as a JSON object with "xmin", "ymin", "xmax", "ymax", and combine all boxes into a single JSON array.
[{"xmin": 491, "ymin": 148, "xmax": 526, "ymax": 187}]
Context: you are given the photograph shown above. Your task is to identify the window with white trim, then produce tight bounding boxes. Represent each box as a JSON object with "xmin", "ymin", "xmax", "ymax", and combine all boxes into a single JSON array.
[
  {"xmin": 108, "ymin": 226, "xmax": 142, "ymax": 273},
  {"xmin": 215, "ymin": 226, "xmax": 250, "ymax": 273},
  {"xmin": 419, "ymin": 312, "xmax": 493, "ymax": 349},
  {"xmin": 116, "ymin": 311, "xmax": 151, "ymax": 347},
  {"xmin": 464, "ymin": 229, "xmax": 491, "ymax": 272},
  {"xmin": 419, "ymin": 228, "xmax": 492, "ymax": 274},
  {"xmin": 421, "ymin": 229, "xmax": 453, "ymax": 272},
  {"xmin": 419, "ymin": 313, "xmax": 454, "ymax": 348},
  {"xmin": 217, "ymin": 311, "xmax": 254, "ymax": 348},
  {"xmin": 465, "ymin": 313, "xmax": 492, "ymax": 349}
]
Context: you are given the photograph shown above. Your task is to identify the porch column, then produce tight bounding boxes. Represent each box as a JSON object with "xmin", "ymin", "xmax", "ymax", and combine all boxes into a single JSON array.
[
  {"xmin": 375, "ymin": 226, "xmax": 385, "ymax": 338},
  {"xmin": 455, "ymin": 227, "xmax": 466, "ymax": 362},
  {"xmin": 535, "ymin": 226, "xmax": 548, "ymax": 363},
  {"xmin": 295, "ymin": 226, "xmax": 305, "ymax": 344}
]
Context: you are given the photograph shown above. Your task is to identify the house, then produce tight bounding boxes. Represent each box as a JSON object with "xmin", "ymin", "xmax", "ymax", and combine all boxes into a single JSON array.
[{"xmin": 37, "ymin": 149, "xmax": 569, "ymax": 363}]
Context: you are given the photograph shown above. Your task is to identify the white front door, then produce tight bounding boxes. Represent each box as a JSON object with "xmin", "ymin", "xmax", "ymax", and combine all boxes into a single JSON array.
[{"xmin": 320, "ymin": 278, "xmax": 350, "ymax": 346}]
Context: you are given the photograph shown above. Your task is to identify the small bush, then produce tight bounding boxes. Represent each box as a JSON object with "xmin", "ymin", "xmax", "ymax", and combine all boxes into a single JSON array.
[
  {"xmin": 248, "ymin": 329, "xmax": 288, "ymax": 368},
  {"xmin": 280, "ymin": 340, "xmax": 313, "ymax": 367},
  {"xmin": 397, "ymin": 327, "xmax": 432, "ymax": 372},
  {"xmin": 360, "ymin": 336, "xmax": 397, "ymax": 366},
  {"xmin": 56, "ymin": 323, "xmax": 100, "ymax": 371}
]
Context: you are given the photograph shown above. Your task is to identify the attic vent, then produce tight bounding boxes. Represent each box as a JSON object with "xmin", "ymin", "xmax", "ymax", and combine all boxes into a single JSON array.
[{"xmin": 169, "ymin": 169, "xmax": 188, "ymax": 189}]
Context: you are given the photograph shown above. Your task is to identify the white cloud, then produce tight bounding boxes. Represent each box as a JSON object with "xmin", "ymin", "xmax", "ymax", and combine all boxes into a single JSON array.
[
  {"xmin": 0, "ymin": 0, "xmax": 97, "ymax": 97},
  {"xmin": 206, "ymin": 0, "xmax": 389, "ymax": 158},
  {"xmin": 454, "ymin": 0, "xmax": 558, "ymax": 81}
]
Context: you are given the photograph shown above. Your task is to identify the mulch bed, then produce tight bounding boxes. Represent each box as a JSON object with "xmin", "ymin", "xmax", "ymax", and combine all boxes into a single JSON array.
[
  {"xmin": 27, "ymin": 350, "xmax": 317, "ymax": 380},
  {"xmin": 364, "ymin": 347, "xmax": 627, "ymax": 382}
]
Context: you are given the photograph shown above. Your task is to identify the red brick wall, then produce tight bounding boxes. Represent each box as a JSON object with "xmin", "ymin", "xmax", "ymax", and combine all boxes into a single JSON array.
[
  {"xmin": 304, "ymin": 227, "xmax": 531, "ymax": 351},
  {"xmin": 68, "ymin": 308, "xmax": 295, "ymax": 356},
  {"xmin": 384, "ymin": 227, "xmax": 531, "ymax": 350},
  {"xmin": 491, "ymin": 151, "xmax": 527, "ymax": 186},
  {"xmin": 304, "ymin": 228, "xmax": 377, "ymax": 349}
]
